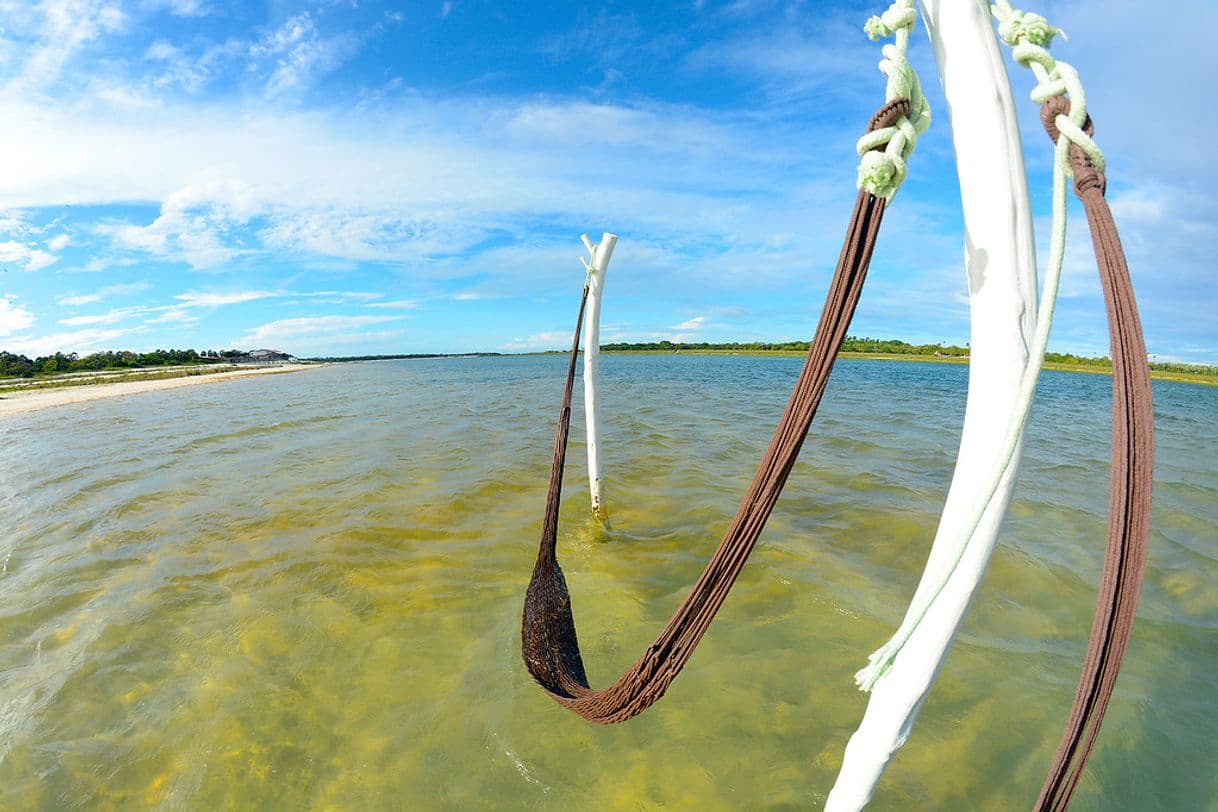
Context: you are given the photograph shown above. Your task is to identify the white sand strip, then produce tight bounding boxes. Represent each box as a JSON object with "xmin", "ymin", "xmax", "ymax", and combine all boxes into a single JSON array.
[{"xmin": 0, "ymin": 364, "xmax": 325, "ymax": 418}]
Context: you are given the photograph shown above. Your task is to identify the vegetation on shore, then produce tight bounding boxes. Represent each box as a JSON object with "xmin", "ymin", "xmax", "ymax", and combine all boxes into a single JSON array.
[
  {"xmin": 0, "ymin": 348, "xmax": 277, "ymax": 380},
  {"xmin": 603, "ymin": 337, "xmax": 971, "ymax": 357},
  {"xmin": 599, "ymin": 337, "xmax": 1218, "ymax": 386}
]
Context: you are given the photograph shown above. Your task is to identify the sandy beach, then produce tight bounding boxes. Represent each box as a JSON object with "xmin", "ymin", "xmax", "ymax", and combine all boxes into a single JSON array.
[{"xmin": 0, "ymin": 364, "xmax": 324, "ymax": 418}]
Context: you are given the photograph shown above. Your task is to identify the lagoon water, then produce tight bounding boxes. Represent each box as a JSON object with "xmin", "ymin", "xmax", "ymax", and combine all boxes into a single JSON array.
[{"xmin": 1, "ymin": 356, "xmax": 1215, "ymax": 810}]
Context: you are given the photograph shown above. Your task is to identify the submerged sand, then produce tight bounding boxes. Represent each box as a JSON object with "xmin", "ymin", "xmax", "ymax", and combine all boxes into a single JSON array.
[{"xmin": 0, "ymin": 364, "xmax": 324, "ymax": 417}]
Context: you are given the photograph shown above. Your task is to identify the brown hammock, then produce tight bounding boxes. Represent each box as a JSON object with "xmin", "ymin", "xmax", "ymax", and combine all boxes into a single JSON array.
[
  {"xmin": 1034, "ymin": 97, "xmax": 1154, "ymax": 811},
  {"xmin": 520, "ymin": 98, "xmax": 910, "ymax": 725},
  {"xmin": 521, "ymin": 91, "xmax": 1153, "ymax": 812}
]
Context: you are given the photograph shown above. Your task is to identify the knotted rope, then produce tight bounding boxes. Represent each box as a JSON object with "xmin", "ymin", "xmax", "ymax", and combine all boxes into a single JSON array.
[
  {"xmin": 992, "ymin": 0, "xmax": 1104, "ymax": 179},
  {"xmin": 856, "ymin": 0, "xmax": 930, "ymax": 200}
]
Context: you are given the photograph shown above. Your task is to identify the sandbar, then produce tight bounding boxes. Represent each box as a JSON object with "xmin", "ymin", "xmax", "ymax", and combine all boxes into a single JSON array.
[{"xmin": 0, "ymin": 364, "xmax": 325, "ymax": 418}]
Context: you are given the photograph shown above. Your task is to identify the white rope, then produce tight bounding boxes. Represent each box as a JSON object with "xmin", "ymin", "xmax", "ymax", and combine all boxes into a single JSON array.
[{"xmin": 856, "ymin": 0, "xmax": 931, "ymax": 201}]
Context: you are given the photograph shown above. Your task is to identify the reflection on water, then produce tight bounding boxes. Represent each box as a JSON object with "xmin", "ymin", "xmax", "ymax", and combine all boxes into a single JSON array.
[{"xmin": 1, "ymin": 356, "xmax": 1215, "ymax": 809}]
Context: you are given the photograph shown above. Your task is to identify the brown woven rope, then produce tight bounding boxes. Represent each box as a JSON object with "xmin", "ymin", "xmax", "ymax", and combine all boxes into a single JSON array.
[
  {"xmin": 521, "ymin": 99, "xmax": 910, "ymax": 725},
  {"xmin": 1035, "ymin": 97, "xmax": 1155, "ymax": 810}
]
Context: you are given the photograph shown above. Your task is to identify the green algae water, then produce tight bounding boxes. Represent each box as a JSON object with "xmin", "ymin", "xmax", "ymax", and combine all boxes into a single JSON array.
[{"xmin": 1, "ymin": 356, "xmax": 1215, "ymax": 810}]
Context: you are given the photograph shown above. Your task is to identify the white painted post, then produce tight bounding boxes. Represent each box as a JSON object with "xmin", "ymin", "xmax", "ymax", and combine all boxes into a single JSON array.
[
  {"xmin": 582, "ymin": 232, "xmax": 617, "ymax": 523},
  {"xmin": 824, "ymin": 1, "xmax": 1038, "ymax": 808}
]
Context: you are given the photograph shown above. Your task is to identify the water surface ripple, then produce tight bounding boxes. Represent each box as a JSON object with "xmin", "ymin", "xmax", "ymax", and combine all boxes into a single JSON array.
[{"xmin": 1, "ymin": 356, "xmax": 1215, "ymax": 810}]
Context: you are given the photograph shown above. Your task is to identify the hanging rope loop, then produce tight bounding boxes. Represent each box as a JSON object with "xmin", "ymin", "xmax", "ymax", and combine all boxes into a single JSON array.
[
  {"xmin": 992, "ymin": 6, "xmax": 1152, "ymax": 809},
  {"xmin": 521, "ymin": 98, "xmax": 906, "ymax": 725},
  {"xmin": 991, "ymin": 2, "xmax": 1103, "ymax": 176},
  {"xmin": 856, "ymin": 0, "xmax": 929, "ymax": 201}
]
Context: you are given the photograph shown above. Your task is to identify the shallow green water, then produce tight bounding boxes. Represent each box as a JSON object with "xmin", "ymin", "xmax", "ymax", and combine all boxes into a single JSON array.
[{"xmin": 1, "ymin": 356, "xmax": 1215, "ymax": 810}]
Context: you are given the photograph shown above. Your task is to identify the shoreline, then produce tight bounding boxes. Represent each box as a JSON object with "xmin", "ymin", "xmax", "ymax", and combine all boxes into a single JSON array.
[
  {"xmin": 593, "ymin": 350, "xmax": 1218, "ymax": 387},
  {"xmin": 0, "ymin": 364, "xmax": 326, "ymax": 418}
]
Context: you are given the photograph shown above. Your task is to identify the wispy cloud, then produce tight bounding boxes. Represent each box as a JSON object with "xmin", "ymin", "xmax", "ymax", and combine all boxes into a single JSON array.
[
  {"xmin": 58, "ymin": 305, "xmax": 147, "ymax": 326},
  {"xmin": 174, "ymin": 290, "xmax": 279, "ymax": 307},
  {"xmin": 233, "ymin": 315, "xmax": 404, "ymax": 348},
  {"xmin": 670, "ymin": 315, "xmax": 708, "ymax": 331},
  {"xmin": 499, "ymin": 331, "xmax": 576, "ymax": 351},
  {"xmin": 248, "ymin": 12, "xmax": 361, "ymax": 99},
  {"xmin": 57, "ymin": 282, "xmax": 150, "ymax": 306},
  {"xmin": 4, "ymin": 326, "xmax": 142, "ymax": 357},
  {"xmin": 8, "ymin": 0, "xmax": 126, "ymax": 93}
]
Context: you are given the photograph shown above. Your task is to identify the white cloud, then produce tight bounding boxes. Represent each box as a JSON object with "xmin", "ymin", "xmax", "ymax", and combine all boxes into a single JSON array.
[
  {"xmin": 500, "ymin": 331, "xmax": 573, "ymax": 351},
  {"xmin": 1109, "ymin": 191, "xmax": 1164, "ymax": 223},
  {"xmin": 233, "ymin": 315, "xmax": 403, "ymax": 347},
  {"xmin": 4, "ymin": 326, "xmax": 140, "ymax": 357},
  {"xmin": 92, "ymin": 82, "xmax": 160, "ymax": 109},
  {"xmin": 249, "ymin": 13, "xmax": 359, "ymax": 98},
  {"xmin": 11, "ymin": 0, "xmax": 126, "ymax": 92},
  {"xmin": 47, "ymin": 233, "xmax": 71, "ymax": 251},
  {"xmin": 365, "ymin": 298, "xmax": 417, "ymax": 309},
  {"xmin": 100, "ymin": 180, "xmax": 259, "ymax": 268},
  {"xmin": 58, "ymin": 306, "xmax": 144, "ymax": 326},
  {"xmin": 0, "ymin": 241, "xmax": 57, "ymax": 272},
  {"xmin": 144, "ymin": 307, "xmax": 198, "ymax": 326},
  {"xmin": 149, "ymin": 0, "xmax": 210, "ymax": 16},
  {"xmin": 303, "ymin": 290, "xmax": 384, "ymax": 301},
  {"xmin": 671, "ymin": 315, "xmax": 707, "ymax": 331},
  {"xmin": 0, "ymin": 298, "xmax": 36, "ymax": 337},
  {"xmin": 174, "ymin": 290, "xmax": 279, "ymax": 307},
  {"xmin": 0, "ymin": 92, "xmax": 831, "ymax": 262},
  {"xmin": 144, "ymin": 41, "xmax": 179, "ymax": 61},
  {"xmin": 56, "ymin": 282, "xmax": 149, "ymax": 306}
]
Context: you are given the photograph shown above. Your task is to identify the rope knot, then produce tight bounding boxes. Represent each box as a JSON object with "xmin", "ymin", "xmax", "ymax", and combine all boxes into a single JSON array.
[
  {"xmin": 857, "ymin": 150, "xmax": 906, "ymax": 200},
  {"xmin": 864, "ymin": 3, "xmax": 916, "ymax": 41},
  {"xmin": 855, "ymin": 0, "xmax": 928, "ymax": 201},
  {"xmin": 996, "ymin": 10, "xmax": 1062, "ymax": 48},
  {"xmin": 1040, "ymin": 97, "xmax": 1106, "ymax": 196}
]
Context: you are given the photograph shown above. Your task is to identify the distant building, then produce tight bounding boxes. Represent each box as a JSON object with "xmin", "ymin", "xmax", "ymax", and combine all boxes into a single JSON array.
[{"xmin": 247, "ymin": 349, "xmax": 293, "ymax": 364}]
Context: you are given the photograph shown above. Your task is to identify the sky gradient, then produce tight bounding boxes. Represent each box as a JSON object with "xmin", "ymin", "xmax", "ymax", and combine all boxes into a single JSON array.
[{"xmin": 1, "ymin": 0, "xmax": 1214, "ymax": 361}]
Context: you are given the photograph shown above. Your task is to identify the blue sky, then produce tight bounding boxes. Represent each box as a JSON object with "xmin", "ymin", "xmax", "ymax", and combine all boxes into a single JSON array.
[{"xmin": 0, "ymin": 0, "xmax": 1214, "ymax": 361}]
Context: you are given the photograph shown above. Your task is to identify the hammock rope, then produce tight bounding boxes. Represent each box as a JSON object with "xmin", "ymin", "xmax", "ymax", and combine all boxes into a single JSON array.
[
  {"xmin": 1033, "ymin": 95, "xmax": 1154, "ymax": 812},
  {"xmin": 521, "ymin": 97, "xmax": 912, "ymax": 725},
  {"xmin": 987, "ymin": 7, "xmax": 1154, "ymax": 804}
]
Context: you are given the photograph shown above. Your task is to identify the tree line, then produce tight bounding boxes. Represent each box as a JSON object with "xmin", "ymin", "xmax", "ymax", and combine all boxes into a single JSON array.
[
  {"xmin": 598, "ymin": 337, "xmax": 1218, "ymax": 377},
  {"xmin": 599, "ymin": 337, "xmax": 971, "ymax": 356},
  {"xmin": 0, "ymin": 349, "xmax": 253, "ymax": 379}
]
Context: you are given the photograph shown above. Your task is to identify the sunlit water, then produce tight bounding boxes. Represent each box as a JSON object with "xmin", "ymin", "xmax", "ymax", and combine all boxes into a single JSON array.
[{"xmin": 1, "ymin": 356, "xmax": 1215, "ymax": 810}]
